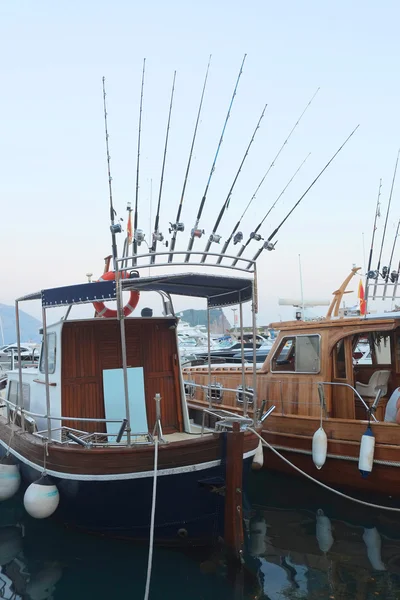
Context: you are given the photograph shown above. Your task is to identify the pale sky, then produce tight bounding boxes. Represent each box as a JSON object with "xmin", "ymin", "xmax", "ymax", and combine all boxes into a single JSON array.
[{"xmin": 1, "ymin": 1, "xmax": 400, "ymax": 326}]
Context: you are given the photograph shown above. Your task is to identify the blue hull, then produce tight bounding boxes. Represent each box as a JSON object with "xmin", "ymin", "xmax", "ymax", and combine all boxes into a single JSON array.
[{"xmin": 2, "ymin": 447, "xmax": 253, "ymax": 544}]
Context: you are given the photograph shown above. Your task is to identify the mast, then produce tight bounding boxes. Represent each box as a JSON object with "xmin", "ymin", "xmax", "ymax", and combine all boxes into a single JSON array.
[
  {"xmin": 168, "ymin": 55, "xmax": 211, "ymax": 262},
  {"xmin": 133, "ymin": 58, "xmax": 146, "ymax": 266},
  {"xmin": 150, "ymin": 71, "xmax": 176, "ymax": 263},
  {"xmin": 184, "ymin": 54, "xmax": 246, "ymax": 262}
]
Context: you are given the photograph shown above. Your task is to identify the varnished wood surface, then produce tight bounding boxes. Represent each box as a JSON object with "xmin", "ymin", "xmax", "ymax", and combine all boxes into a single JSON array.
[
  {"xmin": 61, "ymin": 318, "xmax": 182, "ymax": 435},
  {"xmin": 0, "ymin": 417, "xmax": 259, "ymax": 475}
]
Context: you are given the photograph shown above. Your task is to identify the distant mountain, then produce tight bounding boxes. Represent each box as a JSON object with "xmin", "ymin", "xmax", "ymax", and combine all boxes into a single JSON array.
[
  {"xmin": 0, "ymin": 304, "xmax": 42, "ymax": 344},
  {"xmin": 178, "ymin": 308, "xmax": 231, "ymax": 334}
]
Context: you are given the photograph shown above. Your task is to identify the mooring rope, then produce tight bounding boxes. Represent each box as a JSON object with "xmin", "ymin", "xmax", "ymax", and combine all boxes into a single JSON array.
[
  {"xmin": 144, "ymin": 436, "xmax": 159, "ymax": 600},
  {"xmin": 249, "ymin": 428, "xmax": 400, "ymax": 513}
]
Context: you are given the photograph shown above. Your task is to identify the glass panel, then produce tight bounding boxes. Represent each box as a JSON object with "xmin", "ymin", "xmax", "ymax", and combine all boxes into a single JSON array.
[
  {"xmin": 7, "ymin": 381, "xmax": 30, "ymax": 408},
  {"xmin": 373, "ymin": 333, "xmax": 391, "ymax": 364},
  {"xmin": 39, "ymin": 333, "xmax": 56, "ymax": 375},
  {"xmin": 271, "ymin": 337, "xmax": 296, "ymax": 372},
  {"xmin": 295, "ymin": 335, "xmax": 320, "ymax": 373}
]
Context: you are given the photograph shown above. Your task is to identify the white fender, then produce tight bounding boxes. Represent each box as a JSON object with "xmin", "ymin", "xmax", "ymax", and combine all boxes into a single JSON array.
[
  {"xmin": 249, "ymin": 516, "xmax": 267, "ymax": 556},
  {"xmin": 0, "ymin": 526, "xmax": 22, "ymax": 565},
  {"xmin": 312, "ymin": 427, "xmax": 327, "ymax": 470},
  {"xmin": 0, "ymin": 461, "xmax": 21, "ymax": 501},
  {"xmin": 251, "ymin": 441, "xmax": 264, "ymax": 470},
  {"xmin": 316, "ymin": 509, "xmax": 334, "ymax": 553},
  {"xmin": 358, "ymin": 426, "xmax": 375, "ymax": 477},
  {"xmin": 24, "ymin": 475, "xmax": 60, "ymax": 519},
  {"xmin": 363, "ymin": 527, "xmax": 386, "ymax": 571}
]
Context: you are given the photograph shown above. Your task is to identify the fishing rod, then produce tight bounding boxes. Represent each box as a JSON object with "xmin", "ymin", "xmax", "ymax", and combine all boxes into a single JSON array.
[
  {"xmin": 372, "ymin": 149, "xmax": 400, "ymax": 298},
  {"xmin": 216, "ymin": 87, "xmax": 320, "ymax": 263},
  {"xmin": 364, "ymin": 179, "xmax": 382, "ymax": 301},
  {"xmin": 102, "ymin": 76, "xmax": 119, "ymax": 271},
  {"xmin": 200, "ymin": 102, "xmax": 268, "ymax": 263},
  {"xmin": 231, "ymin": 152, "xmax": 310, "ymax": 267},
  {"xmin": 248, "ymin": 124, "xmax": 360, "ymax": 269},
  {"xmin": 132, "ymin": 58, "xmax": 146, "ymax": 266},
  {"xmin": 150, "ymin": 71, "xmax": 176, "ymax": 264},
  {"xmin": 168, "ymin": 55, "xmax": 212, "ymax": 263},
  {"xmin": 184, "ymin": 54, "xmax": 247, "ymax": 262},
  {"xmin": 382, "ymin": 217, "xmax": 400, "ymax": 298}
]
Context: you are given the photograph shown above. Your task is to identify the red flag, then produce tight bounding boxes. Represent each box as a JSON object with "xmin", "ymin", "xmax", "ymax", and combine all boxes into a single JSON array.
[
  {"xmin": 358, "ymin": 280, "xmax": 366, "ymax": 315},
  {"xmin": 127, "ymin": 210, "xmax": 132, "ymax": 245}
]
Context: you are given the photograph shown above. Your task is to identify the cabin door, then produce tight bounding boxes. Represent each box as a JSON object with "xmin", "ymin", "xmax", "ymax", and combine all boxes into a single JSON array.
[{"xmin": 331, "ymin": 337, "xmax": 355, "ymax": 419}]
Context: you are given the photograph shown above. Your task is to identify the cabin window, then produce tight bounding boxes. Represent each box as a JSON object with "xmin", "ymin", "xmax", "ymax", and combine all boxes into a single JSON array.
[
  {"xmin": 184, "ymin": 380, "xmax": 196, "ymax": 399},
  {"xmin": 335, "ymin": 340, "xmax": 347, "ymax": 379},
  {"xmin": 352, "ymin": 332, "xmax": 391, "ymax": 366},
  {"xmin": 271, "ymin": 335, "xmax": 320, "ymax": 373},
  {"xmin": 39, "ymin": 333, "xmax": 57, "ymax": 375},
  {"xmin": 236, "ymin": 385, "xmax": 254, "ymax": 405},
  {"xmin": 8, "ymin": 381, "xmax": 30, "ymax": 408},
  {"xmin": 205, "ymin": 383, "xmax": 223, "ymax": 404}
]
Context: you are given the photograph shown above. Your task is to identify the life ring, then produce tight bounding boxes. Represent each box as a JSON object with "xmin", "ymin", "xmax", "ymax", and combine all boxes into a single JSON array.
[{"xmin": 93, "ymin": 271, "xmax": 140, "ymax": 318}]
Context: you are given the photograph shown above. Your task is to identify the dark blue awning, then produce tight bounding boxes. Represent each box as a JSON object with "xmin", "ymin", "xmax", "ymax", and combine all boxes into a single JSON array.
[{"xmin": 18, "ymin": 272, "xmax": 253, "ymax": 308}]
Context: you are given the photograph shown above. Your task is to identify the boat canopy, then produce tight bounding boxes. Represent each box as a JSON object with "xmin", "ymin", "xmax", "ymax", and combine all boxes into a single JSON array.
[{"xmin": 17, "ymin": 272, "xmax": 253, "ymax": 308}]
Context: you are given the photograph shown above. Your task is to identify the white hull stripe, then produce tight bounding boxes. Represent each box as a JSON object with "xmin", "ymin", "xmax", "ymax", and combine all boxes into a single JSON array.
[{"xmin": 0, "ymin": 440, "xmax": 257, "ymax": 481}]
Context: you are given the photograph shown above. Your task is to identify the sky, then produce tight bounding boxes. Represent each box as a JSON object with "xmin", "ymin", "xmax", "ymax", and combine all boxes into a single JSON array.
[{"xmin": 1, "ymin": 0, "xmax": 400, "ymax": 326}]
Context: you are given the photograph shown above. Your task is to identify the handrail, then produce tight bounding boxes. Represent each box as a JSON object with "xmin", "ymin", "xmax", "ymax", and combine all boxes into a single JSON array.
[
  {"xmin": 318, "ymin": 381, "xmax": 378, "ymax": 422},
  {"xmin": 115, "ymin": 250, "xmax": 256, "ymax": 273}
]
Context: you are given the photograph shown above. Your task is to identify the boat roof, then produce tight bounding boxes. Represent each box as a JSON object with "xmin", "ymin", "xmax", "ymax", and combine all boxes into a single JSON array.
[
  {"xmin": 270, "ymin": 312, "xmax": 400, "ymax": 331},
  {"xmin": 17, "ymin": 272, "xmax": 253, "ymax": 308}
]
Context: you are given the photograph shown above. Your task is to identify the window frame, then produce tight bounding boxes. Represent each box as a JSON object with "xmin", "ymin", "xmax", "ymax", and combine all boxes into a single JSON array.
[
  {"xmin": 39, "ymin": 332, "xmax": 57, "ymax": 375},
  {"xmin": 270, "ymin": 333, "xmax": 321, "ymax": 374}
]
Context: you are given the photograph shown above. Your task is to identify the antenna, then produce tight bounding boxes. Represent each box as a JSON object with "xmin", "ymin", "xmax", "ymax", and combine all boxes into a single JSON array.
[{"xmin": 102, "ymin": 76, "xmax": 120, "ymax": 270}]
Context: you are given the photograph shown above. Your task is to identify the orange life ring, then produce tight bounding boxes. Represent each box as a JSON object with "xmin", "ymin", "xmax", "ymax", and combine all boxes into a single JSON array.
[{"xmin": 93, "ymin": 271, "xmax": 140, "ymax": 318}]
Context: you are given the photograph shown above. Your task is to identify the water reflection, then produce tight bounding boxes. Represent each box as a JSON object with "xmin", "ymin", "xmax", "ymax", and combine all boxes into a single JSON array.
[
  {"xmin": 247, "ymin": 470, "xmax": 400, "ymax": 599},
  {"xmin": 2, "ymin": 473, "xmax": 400, "ymax": 598}
]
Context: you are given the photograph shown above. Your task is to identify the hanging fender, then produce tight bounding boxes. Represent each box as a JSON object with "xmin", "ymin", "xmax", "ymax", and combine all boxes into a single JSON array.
[{"xmin": 92, "ymin": 271, "xmax": 140, "ymax": 318}]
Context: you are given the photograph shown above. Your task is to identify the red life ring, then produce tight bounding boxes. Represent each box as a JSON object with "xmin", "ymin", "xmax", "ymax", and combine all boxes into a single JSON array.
[{"xmin": 93, "ymin": 271, "xmax": 140, "ymax": 318}]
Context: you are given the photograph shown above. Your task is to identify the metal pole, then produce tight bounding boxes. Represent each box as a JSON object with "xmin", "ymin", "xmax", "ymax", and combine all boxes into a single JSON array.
[
  {"xmin": 116, "ymin": 271, "xmax": 131, "ymax": 446},
  {"xmin": 207, "ymin": 305, "xmax": 212, "ymax": 409},
  {"xmin": 0, "ymin": 315, "xmax": 4, "ymax": 346},
  {"xmin": 251, "ymin": 267, "xmax": 258, "ymax": 420},
  {"xmin": 41, "ymin": 307, "xmax": 52, "ymax": 441},
  {"xmin": 299, "ymin": 254, "xmax": 304, "ymax": 318},
  {"xmin": 239, "ymin": 297, "xmax": 247, "ymax": 417},
  {"xmin": 15, "ymin": 301, "xmax": 25, "ymax": 432}
]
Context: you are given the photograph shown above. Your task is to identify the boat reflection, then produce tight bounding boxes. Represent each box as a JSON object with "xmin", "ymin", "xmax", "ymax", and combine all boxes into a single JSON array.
[{"xmin": 246, "ymin": 470, "xmax": 400, "ymax": 599}]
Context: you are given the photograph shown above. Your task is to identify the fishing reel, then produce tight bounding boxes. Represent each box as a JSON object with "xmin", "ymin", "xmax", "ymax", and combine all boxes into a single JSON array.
[
  {"xmin": 191, "ymin": 228, "xmax": 205, "ymax": 239},
  {"xmin": 153, "ymin": 231, "xmax": 164, "ymax": 243},
  {"xmin": 382, "ymin": 266, "xmax": 389, "ymax": 279},
  {"xmin": 233, "ymin": 232, "xmax": 243, "ymax": 245},
  {"xmin": 367, "ymin": 270, "xmax": 378, "ymax": 280},
  {"xmin": 390, "ymin": 270, "xmax": 399, "ymax": 283},
  {"xmin": 110, "ymin": 223, "xmax": 122, "ymax": 235},
  {"xmin": 263, "ymin": 241, "xmax": 275, "ymax": 251},
  {"xmin": 134, "ymin": 229, "xmax": 145, "ymax": 245},
  {"xmin": 168, "ymin": 222, "xmax": 185, "ymax": 234},
  {"xmin": 208, "ymin": 233, "xmax": 221, "ymax": 244},
  {"xmin": 250, "ymin": 232, "xmax": 263, "ymax": 242}
]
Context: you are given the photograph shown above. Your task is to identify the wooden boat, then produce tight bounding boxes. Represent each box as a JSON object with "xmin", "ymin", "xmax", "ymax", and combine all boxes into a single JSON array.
[
  {"xmin": 184, "ymin": 267, "xmax": 400, "ymax": 498},
  {"xmin": 0, "ymin": 267, "xmax": 261, "ymax": 544}
]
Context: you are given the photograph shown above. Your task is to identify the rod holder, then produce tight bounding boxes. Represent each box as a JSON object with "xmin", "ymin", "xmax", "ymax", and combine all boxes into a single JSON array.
[
  {"xmin": 260, "ymin": 404, "xmax": 275, "ymax": 423},
  {"xmin": 116, "ymin": 418, "xmax": 128, "ymax": 443},
  {"xmin": 66, "ymin": 432, "xmax": 90, "ymax": 448}
]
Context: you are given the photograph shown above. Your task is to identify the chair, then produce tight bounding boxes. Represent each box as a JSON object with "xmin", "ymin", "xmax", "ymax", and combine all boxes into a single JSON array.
[{"xmin": 355, "ymin": 370, "xmax": 391, "ymax": 398}]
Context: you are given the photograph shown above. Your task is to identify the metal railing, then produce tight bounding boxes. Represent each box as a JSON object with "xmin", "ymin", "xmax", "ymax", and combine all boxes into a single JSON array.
[{"xmin": 183, "ymin": 379, "xmax": 254, "ymax": 417}]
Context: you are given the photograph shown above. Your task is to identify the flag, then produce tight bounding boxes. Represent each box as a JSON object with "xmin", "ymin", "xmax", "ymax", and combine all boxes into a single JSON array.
[
  {"xmin": 358, "ymin": 280, "xmax": 367, "ymax": 315},
  {"xmin": 127, "ymin": 210, "xmax": 132, "ymax": 245}
]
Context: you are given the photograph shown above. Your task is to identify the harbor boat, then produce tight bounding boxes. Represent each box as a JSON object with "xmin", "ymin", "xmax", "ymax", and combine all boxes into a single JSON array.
[
  {"xmin": 0, "ymin": 264, "xmax": 262, "ymax": 544},
  {"xmin": 184, "ymin": 267, "xmax": 400, "ymax": 499}
]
